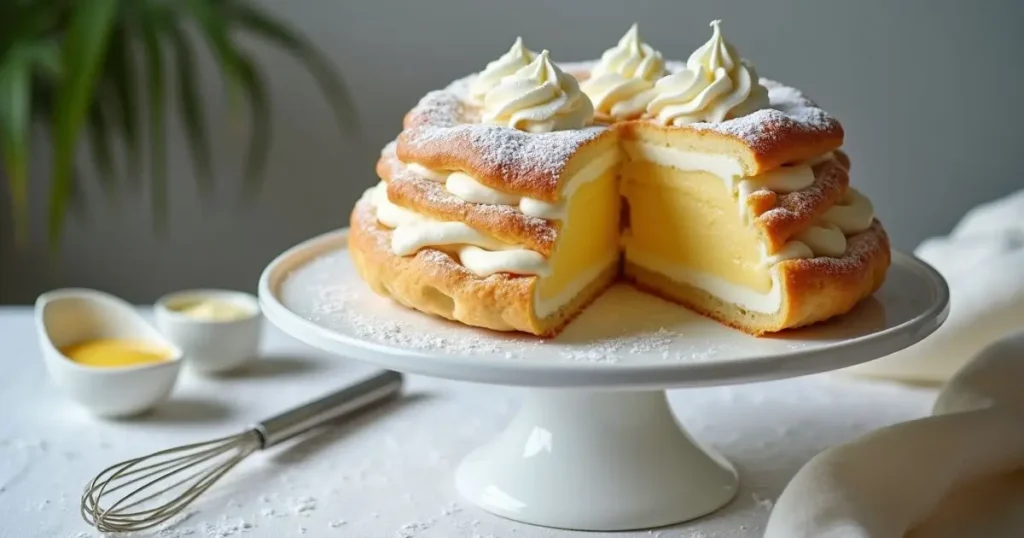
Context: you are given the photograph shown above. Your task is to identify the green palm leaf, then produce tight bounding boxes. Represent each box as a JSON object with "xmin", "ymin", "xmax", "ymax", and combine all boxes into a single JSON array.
[
  {"xmin": 0, "ymin": 3, "xmax": 60, "ymax": 53},
  {"xmin": 186, "ymin": 0, "xmax": 243, "ymax": 111},
  {"xmin": 228, "ymin": 3, "xmax": 360, "ymax": 135},
  {"xmin": 48, "ymin": 0, "xmax": 119, "ymax": 246},
  {"xmin": 233, "ymin": 51, "xmax": 270, "ymax": 195},
  {"xmin": 3, "ymin": 0, "xmax": 359, "ymax": 247},
  {"xmin": 87, "ymin": 99, "xmax": 117, "ymax": 194},
  {"xmin": 0, "ymin": 51, "xmax": 32, "ymax": 242},
  {"xmin": 139, "ymin": 5, "xmax": 167, "ymax": 232},
  {"xmin": 105, "ymin": 25, "xmax": 143, "ymax": 182},
  {"xmin": 2, "ymin": 40, "xmax": 61, "ymax": 241},
  {"xmin": 166, "ymin": 18, "xmax": 213, "ymax": 194},
  {"xmin": 24, "ymin": 41, "xmax": 62, "ymax": 77}
]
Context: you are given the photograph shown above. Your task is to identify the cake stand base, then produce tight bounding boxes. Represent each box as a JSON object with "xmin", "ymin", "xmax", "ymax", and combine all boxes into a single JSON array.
[
  {"xmin": 454, "ymin": 389, "xmax": 737, "ymax": 531},
  {"xmin": 259, "ymin": 228, "xmax": 949, "ymax": 532}
]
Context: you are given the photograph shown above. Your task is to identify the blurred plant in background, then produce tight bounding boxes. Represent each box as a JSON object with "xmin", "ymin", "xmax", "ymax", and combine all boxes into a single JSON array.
[{"xmin": 0, "ymin": 0, "xmax": 358, "ymax": 246}]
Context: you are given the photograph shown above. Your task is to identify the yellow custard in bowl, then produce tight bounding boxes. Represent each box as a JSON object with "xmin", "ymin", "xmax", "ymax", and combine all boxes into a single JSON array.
[
  {"xmin": 36, "ymin": 288, "xmax": 184, "ymax": 417},
  {"xmin": 60, "ymin": 339, "xmax": 173, "ymax": 368}
]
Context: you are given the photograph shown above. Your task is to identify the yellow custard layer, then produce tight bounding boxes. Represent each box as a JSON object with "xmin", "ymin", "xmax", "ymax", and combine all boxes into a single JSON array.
[
  {"xmin": 61, "ymin": 339, "xmax": 172, "ymax": 368},
  {"xmin": 621, "ymin": 161, "xmax": 772, "ymax": 293},
  {"xmin": 536, "ymin": 168, "xmax": 621, "ymax": 308}
]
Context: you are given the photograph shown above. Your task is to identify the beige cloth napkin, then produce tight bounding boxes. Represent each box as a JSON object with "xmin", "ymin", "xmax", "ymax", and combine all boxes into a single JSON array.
[
  {"xmin": 764, "ymin": 330, "xmax": 1024, "ymax": 537},
  {"xmin": 849, "ymin": 189, "xmax": 1024, "ymax": 382}
]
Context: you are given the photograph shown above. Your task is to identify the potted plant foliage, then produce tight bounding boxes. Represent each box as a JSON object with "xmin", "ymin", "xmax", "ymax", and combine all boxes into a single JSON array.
[{"xmin": 0, "ymin": 0, "xmax": 357, "ymax": 245}]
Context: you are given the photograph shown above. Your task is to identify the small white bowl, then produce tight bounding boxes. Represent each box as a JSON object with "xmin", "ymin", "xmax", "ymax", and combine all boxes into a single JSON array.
[
  {"xmin": 155, "ymin": 289, "xmax": 262, "ymax": 375},
  {"xmin": 35, "ymin": 288, "xmax": 184, "ymax": 418}
]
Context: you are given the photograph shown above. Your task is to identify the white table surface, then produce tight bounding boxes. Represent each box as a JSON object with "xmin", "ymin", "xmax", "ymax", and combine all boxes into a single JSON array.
[{"xmin": 0, "ymin": 306, "xmax": 938, "ymax": 538}]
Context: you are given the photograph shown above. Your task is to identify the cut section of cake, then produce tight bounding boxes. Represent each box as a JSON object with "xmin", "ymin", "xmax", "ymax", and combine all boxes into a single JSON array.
[
  {"xmin": 351, "ymin": 46, "xmax": 622, "ymax": 335},
  {"xmin": 349, "ymin": 21, "xmax": 891, "ymax": 337},
  {"xmin": 619, "ymin": 20, "xmax": 888, "ymax": 333}
]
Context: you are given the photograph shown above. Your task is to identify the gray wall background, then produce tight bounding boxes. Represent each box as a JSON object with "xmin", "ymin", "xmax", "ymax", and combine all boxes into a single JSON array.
[{"xmin": 2, "ymin": 0, "xmax": 1022, "ymax": 304}]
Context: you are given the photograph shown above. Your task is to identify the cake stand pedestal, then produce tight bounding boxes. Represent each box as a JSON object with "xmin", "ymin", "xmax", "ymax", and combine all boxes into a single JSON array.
[
  {"xmin": 258, "ymin": 229, "xmax": 949, "ymax": 531},
  {"xmin": 453, "ymin": 389, "xmax": 738, "ymax": 530}
]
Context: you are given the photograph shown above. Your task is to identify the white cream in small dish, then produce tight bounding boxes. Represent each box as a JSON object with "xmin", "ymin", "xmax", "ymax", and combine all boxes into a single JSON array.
[{"xmin": 155, "ymin": 289, "xmax": 262, "ymax": 374}]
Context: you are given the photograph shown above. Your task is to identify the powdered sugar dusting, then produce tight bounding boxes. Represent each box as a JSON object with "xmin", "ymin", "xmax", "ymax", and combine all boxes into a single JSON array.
[
  {"xmin": 307, "ymin": 281, "xmax": 505, "ymax": 356},
  {"xmin": 688, "ymin": 79, "xmax": 841, "ymax": 155},
  {"xmin": 402, "ymin": 75, "xmax": 473, "ymax": 130},
  {"xmin": 281, "ymin": 248, "xmax": 745, "ymax": 363},
  {"xmin": 399, "ymin": 74, "xmax": 608, "ymax": 199},
  {"xmin": 398, "ymin": 63, "xmax": 841, "ymax": 205},
  {"xmin": 297, "ymin": 268, "xmax": 701, "ymax": 363},
  {"xmin": 401, "ymin": 123, "xmax": 607, "ymax": 200},
  {"xmin": 557, "ymin": 327, "xmax": 678, "ymax": 363}
]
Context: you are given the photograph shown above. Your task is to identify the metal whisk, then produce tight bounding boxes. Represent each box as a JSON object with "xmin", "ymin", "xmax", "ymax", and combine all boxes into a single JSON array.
[{"xmin": 81, "ymin": 370, "xmax": 404, "ymax": 533}]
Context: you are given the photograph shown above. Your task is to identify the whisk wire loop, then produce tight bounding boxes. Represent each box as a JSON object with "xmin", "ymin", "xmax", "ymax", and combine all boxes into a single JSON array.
[
  {"xmin": 81, "ymin": 431, "xmax": 261, "ymax": 532},
  {"xmin": 78, "ymin": 370, "xmax": 403, "ymax": 533}
]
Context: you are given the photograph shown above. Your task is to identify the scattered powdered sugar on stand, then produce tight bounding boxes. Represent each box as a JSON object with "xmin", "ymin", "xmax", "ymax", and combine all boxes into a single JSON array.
[
  {"xmin": 279, "ymin": 249, "xmax": 770, "ymax": 366},
  {"xmin": 557, "ymin": 327, "xmax": 678, "ymax": 363},
  {"xmin": 299, "ymin": 271, "xmax": 695, "ymax": 364}
]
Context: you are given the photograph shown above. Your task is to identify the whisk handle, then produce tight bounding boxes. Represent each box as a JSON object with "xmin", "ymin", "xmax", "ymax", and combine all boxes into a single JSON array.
[{"xmin": 253, "ymin": 370, "xmax": 404, "ymax": 448}]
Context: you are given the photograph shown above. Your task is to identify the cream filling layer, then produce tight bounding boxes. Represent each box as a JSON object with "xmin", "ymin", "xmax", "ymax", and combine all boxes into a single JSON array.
[
  {"xmin": 406, "ymin": 163, "xmax": 447, "ymax": 182},
  {"xmin": 403, "ymin": 149, "xmax": 620, "ymax": 222},
  {"xmin": 368, "ymin": 181, "xmax": 614, "ymax": 318},
  {"xmin": 824, "ymin": 187, "xmax": 875, "ymax": 233},
  {"xmin": 621, "ymin": 140, "xmax": 821, "ymax": 197},
  {"xmin": 622, "ymin": 141, "xmax": 872, "ymax": 259},
  {"xmin": 376, "ymin": 141, "xmax": 875, "ymax": 316},
  {"xmin": 366, "ymin": 183, "xmax": 550, "ymax": 278},
  {"xmin": 626, "ymin": 248, "xmax": 785, "ymax": 314},
  {"xmin": 533, "ymin": 253, "xmax": 619, "ymax": 319}
]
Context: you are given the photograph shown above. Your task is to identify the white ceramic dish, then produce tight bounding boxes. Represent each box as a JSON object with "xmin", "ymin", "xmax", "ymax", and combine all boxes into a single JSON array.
[
  {"xmin": 35, "ymin": 288, "xmax": 183, "ymax": 417},
  {"xmin": 155, "ymin": 289, "xmax": 262, "ymax": 375},
  {"xmin": 258, "ymin": 229, "xmax": 950, "ymax": 531}
]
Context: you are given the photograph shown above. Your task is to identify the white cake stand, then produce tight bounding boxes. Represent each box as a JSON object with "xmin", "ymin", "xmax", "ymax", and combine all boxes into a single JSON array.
[{"xmin": 257, "ymin": 229, "xmax": 949, "ymax": 532}]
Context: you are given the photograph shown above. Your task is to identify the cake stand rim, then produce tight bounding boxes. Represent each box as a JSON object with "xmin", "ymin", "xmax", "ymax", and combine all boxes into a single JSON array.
[{"xmin": 257, "ymin": 227, "xmax": 950, "ymax": 389}]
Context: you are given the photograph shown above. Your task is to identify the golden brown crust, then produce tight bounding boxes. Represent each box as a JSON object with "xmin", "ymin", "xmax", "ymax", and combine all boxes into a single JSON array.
[
  {"xmin": 834, "ymin": 149, "xmax": 852, "ymax": 171},
  {"xmin": 385, "ymin": 135, "xmax": 849, "ymax": 258},
  {"xmin": 395, "ymin": 73, "xmax": 843, "ymax": 201},
  {"xmin": 377, "ymin": 144, "xmax": 558, "ymax": 255},
  {"xmin": 624, "ymin": 221, "xmax": 890, "ymax": 335},
  {"xmin": 351, "ymin": 198, "xmax": 536, "ymax": 332},
  {"xmin": 350, "ymin": 67, "xmax": 886, "ymax": 338},
  {"xmin": 350, "ymin": 199, "xmax": 618, "ymax": 336},
  {"xmin": 397, "ymin": 76, "xmax": 614, "ymax": 202},
  {"xmin": 354, "ymin": 186, "xmax": 889, "ymax": 337},
  {"xmin": 752, "ymin": 159, "xmax": 851, "ymax": 251},
  {"xmin": 777, "ymin": 221, "xmax": 890, "ymax": 326}
]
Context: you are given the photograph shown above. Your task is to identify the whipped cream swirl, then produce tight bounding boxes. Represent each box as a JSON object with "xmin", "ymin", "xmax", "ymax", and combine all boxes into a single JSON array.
[
  {"xmin": 582, "ymin": 24, "xmax": 666, "ymax": 120},
  {"xmin": 647, "ymin": 20, "xmax": 770, "ymax": 125},
  {"xmin": 469, "ymin": 37, "xmax": 536, "ymax": 104},
  {"xmin": 482, "ymin": 50, "xmax": 594, "ymax": 132}
]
